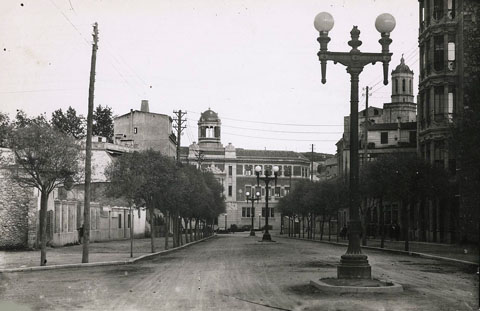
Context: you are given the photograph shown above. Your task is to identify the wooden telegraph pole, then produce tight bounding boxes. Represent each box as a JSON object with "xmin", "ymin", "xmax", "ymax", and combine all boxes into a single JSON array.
[{"xmin": 82, "ymin": 22, "xmax": 99, "ymax": 263}]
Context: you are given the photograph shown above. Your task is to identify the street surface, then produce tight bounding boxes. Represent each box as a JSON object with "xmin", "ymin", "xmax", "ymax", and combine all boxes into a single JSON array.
[{"xmin": 0, "ymin": 233, "xmax": 477, "ymax": 311}]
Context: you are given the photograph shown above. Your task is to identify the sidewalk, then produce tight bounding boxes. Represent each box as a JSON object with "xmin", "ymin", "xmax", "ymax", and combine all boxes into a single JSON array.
[
  {"xmin": 273, "ymin": 232, "xmax": 479, "ymax": 265},
  {"xmin": 0, "ymin": 236, "xmax": 206, "ymax": 271}
]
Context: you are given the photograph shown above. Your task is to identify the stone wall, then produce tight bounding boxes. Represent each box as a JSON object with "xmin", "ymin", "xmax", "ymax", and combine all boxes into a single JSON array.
[{"xmin": 0, "ymin": 167, "xmax": 37, "ymax": 249}]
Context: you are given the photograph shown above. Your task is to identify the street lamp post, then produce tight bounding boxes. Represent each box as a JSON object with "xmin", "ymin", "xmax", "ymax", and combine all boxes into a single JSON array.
[
  {"xmin": 246, "ymin": 190, "xmax": 261, "ymax": 236},
  {"xmin": 314, "ymin": 12, "xmax": 395, "ymax": 279},
  {"xmin": 224, "ymin": 213, "xmax": 227, "ymax": 233},
  {"xmin": 255, "ymin": 165, "xmax": 279, "ymax": 241},
  {"xmin": 258, "ymin": 213, "xmax": 261, "ymax": 230}
]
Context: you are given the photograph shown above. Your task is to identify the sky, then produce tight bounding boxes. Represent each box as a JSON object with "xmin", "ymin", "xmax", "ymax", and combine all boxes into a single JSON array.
[{"xmin": 0, "ymin": 0, "xmax": 419, "ymax": 154}]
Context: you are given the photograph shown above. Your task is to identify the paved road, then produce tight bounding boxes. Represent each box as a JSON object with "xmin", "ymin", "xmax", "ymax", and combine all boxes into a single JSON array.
[{"xmin": 0, "ymin": 233, "xmax": 478, "ymax": 310}]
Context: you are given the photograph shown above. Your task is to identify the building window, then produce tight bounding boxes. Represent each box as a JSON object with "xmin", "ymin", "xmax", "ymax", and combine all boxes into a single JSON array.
[
  {"xmin": 434, "ymin": 141, "xmax": 445, "ymax": 168},
  {"xmin": 409, "ymin": 131, "xmax": 417, "ymax": 144},
  {"xmin": 402, "ymin": 79, "xmax": 406, "ymax": 92},
  {"xmin": 228, "ymin": 185, "xmax": 232, "ymax": 197},
  {"xmin": 293, "ymin": 166, "xmax": 301, "ymax": 176},
  {"xmin": 395, "ymin": 79, "xmax": 398, "ymax": 93},
  {"xmin": 245, "ymin": 186, "xmax": 252, "ymax": 196},
  {"xmin": 284, "ymin": 166, "xmax": 292, "ymax": 177},
  {"xmin": 409, "ymin": 80, "xmax": 412, "ymax": 94},
  {"xmin": 433, "ymin": 0, "xmax": 444, "ymax": 20},
  {"xmin": 447, "ymin": 0, "xmax": 455, "ymax": 19},
  {"xmin": 261, "ymin": 187, "xmax": 265, "ymax": 196},
  {"xmin": 236, "ymin": 165, "xmax": 243, "ymax": 175},
  {"xmin": 278, "ymin": 165, "xmax": 283, "ymax": 176},
  {"xmin": 242, "ymin": 207, "xmax": 252, "ymax": 218},
  {"xmin": 285, "ymin": 187, "xmax": 290, "ymax": 195},
  {"xmin": 434, "ymin": 36, "xmax": 444, "ymax": 71},
  {"xmin": 118, "ymin": 214, "xmax": 122, "ymax": 229},
  {"xmin": 228, "ymin": 166, "xmax": 232, "ymax": 176},
  {"xmin": 133, "ymin": 127, "xmax": 138, "ymax": 134},
  {"xmin": 447, "ymin": 41, "xmax": 455, "ymax": 71},
  {"xmin": 270, "ymin": 208, "xmax": 275, "ymax": 217},
  {"xmin": 448, "ymin": 85, "xmax": 456, "ymax": 122},
  {"xmin": 434, "ymin": 86, "xmax": 444, "ymax": 119},
  {"xmin": 245, "ymin": 165, "xmax": 252, "ymax": 176},
  {"xmin": 425, "ymin": 39, "xmax": 431, "ymax": 75},
  {"xmin": 380, "ymin": 132, "xmax": 388, "ymax": 144},
  {"xmin": 275, "ymin": 187, "xmax": 281, "ymax": 197}
]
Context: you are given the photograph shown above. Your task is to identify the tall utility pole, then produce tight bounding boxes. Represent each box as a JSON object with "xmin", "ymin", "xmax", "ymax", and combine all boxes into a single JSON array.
[
  {"xmin": 82, "ymin": 22, "xmax": 99, "ymax": 263},
  {"xmin": 173, "ymin": 110, "xmax": 187, "ymax": 164},
  {"xmin": 310, "ymin": 144, "xmax": 315, "ymax": 181},
  {"xmin": 362, "ymin": 86, "xmax": 372, "ymax": 165}
]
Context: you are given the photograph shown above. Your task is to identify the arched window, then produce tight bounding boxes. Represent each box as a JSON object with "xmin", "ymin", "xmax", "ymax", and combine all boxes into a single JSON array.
[
  {"xmin": 395, "ymin": 79, "xmax": 398, "ymax": 93},
  {"xmin": 409, "ymin": 80, "xmax": 412, "ymax": 93},
  {"xmin": 402, "ymin": 79, "xmax": 406, "ymax": 92}
]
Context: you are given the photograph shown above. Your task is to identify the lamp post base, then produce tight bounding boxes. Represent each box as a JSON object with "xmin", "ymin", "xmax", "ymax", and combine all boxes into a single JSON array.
[
  {"xmin": 337, "ymin": 254, "xmax": 372, "ymax": 279},
  {"xmin": 262, "ymin": 231, "xmax": 272, "ymax": 241},
  {"xmin": 250, "ymin": 229, "xmax": 256, "ymax": 236}
]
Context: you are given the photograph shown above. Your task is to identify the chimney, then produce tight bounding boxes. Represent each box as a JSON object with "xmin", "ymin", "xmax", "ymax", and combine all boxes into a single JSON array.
[{"xmin": 141, "ymin": 100, "xmax": 149, "ymax": 113}]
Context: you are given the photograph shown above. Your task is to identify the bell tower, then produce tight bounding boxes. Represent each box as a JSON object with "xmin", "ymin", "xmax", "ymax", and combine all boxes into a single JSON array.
[
  {"xmin": 198, "ymin": 108, "xmax": 222, "ymax": 147},
  {"xmin": 391, "ymin": 55, "xmax": 414, "ymax": 104}
]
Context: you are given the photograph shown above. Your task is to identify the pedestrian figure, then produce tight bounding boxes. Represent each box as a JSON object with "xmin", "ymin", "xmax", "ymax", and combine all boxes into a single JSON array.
[{"xmin": 77, "ymin": 224, "xmax": 84, "ymax": 244}]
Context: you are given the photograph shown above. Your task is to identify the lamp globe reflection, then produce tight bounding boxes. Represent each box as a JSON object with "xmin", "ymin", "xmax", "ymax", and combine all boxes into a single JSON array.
[
  {"xmin": 314, "ymin": 12, "xmax": 334, "ymax": 33},
  {"xmin": 375, "ymin": 13, "xmax": 396, "ymax": 34}
]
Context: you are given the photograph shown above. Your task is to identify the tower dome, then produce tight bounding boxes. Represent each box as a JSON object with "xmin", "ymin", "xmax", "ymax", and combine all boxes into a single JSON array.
[
  {"xmin": 199, "ymin": 109, "xmax": 220, "ymax": 122},
  {"xmin": 391, "ymin": 55, "xmax": 414, "ymax": 104},
  {"xmin": 198, "ymin": 108, "xmax": 221, "ymax": 146}
]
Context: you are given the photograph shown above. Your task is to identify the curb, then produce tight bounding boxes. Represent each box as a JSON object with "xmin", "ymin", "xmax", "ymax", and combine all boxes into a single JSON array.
[
  {"xmin": 0, "ymin": 235, "xmax": 217, "ymax": 273},
  {"xmin": 278, "ymin": 236, "xmax": 478, "ymax": 268}
]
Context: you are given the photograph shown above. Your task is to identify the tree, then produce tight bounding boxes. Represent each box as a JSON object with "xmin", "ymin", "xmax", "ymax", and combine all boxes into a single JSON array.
[
  {"xmin": 13, "ymin": 110, "xmax": 48, "ymax": 128},
  {"xmin": 105, "ymin": 149, "xmax": 176, "ymax": 252},
  {"xmin": 93, "ymin": 105, "xmax": 114, "ymax": 142},
  {"xmin": 51, "ymin": 107, "xmax": 85, "ymax": 139},
  {"xmin": 0, "ymin": 112, "xmax": 12, "ymax": 147},
  {"xmin": 8, "ymin": 123, "xmax": 81, "ymax": 266}
]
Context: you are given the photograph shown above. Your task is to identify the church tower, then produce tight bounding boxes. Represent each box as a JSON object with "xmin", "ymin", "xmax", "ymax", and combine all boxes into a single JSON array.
[
  {"xmin": 391, "ymin": 55, "xmax": 414, "ymax": 104},
  {"xmin": 382, "ymin": 56, "xmax": 417, "ymax": 123}
]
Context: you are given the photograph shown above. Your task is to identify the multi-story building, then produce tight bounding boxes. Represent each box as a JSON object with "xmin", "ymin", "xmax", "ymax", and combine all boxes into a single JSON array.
[
  {"xmin": 335, "ymin": 57, "xmax": 418, "ymax": 231},
  {"xmin": 337, "ymin": 57, "xmax": 418, "ymax": 177},
  {"xmin": 113, "ymin": 100, "xmax": 177, "ymax": 158},
  {"xmin": 417, "ymin": 0, "xmax": 479, "ymax": 242},
  {"xmin": 182, "ymin": 109, "xmax": 311, "ymax": 230}
]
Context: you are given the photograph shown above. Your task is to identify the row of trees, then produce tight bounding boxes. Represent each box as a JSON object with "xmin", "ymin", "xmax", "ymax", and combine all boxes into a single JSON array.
[
  {"xmin": 278, "ymin": 154, "xmax": 450, "ymax": 251},
  {"xmin": 105, "ymin": 149, "xmax": 226, "ymax": 253},
  {"xmin": 2, "ymin": 110, "xmax": 225, "ymax": 265},
  {"xmin": 0, "ymin": 105, "xmax": 114, "ymax": 147}
]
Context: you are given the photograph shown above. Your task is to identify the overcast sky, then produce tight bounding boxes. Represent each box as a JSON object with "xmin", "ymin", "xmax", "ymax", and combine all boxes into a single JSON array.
[{"xmin": 0, "ymin": 0, "xmax": 418, "ymax": 154}]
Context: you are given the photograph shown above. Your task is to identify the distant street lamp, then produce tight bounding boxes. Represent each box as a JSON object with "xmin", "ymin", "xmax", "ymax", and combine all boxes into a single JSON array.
[
  {"xmin": 255, "ymin": 165, "xmax": 279, "ymax": 241},
  {"xmin": 314, "ymin": 12, "xmax": 395, "ymax": 279},
  {"xmin": 245, "ymin": 190, "xmax": 261, "ymax": 236}
]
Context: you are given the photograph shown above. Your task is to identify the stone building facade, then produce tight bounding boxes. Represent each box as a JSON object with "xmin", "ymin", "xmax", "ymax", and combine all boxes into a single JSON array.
[
  {"xmin": 182, "ymin": 109, "xmax": 311, "ymax": 230},
  {"xmin": 114, "ymin": 100, "xmax": 177, "ymax": 158},
  {"xmin": 417, "ymin": 0, "xmax": 480, "ymax": 242},
  {"xmin": 0, "ymin": 148, "xmax": 37, "ymax": 249}
]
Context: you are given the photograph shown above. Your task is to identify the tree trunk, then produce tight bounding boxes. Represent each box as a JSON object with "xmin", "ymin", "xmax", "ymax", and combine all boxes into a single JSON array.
[
  {"xmin": 39, "ymin": 190, "xmax": 49, "ymax": 266},
  {"xmin": 164, "ymin": 211, "xmax": 169, "ymax": 250},
  {"xmin": 403, "ymin": 200, "xmax": 410, "ymax": 252},
  {"xmin": 361, "ymin": 198, "xmax": 368, "ymax": 246},
  {"xmin": 320, "ymin": 213, "xmax": 325, "ymax": 240},
  {"xmin": 313, "ymin": 214, "xmax": 316, "ymax": 240},
  {"xmin": 189, "ymin": 219, "xmax": 193, "ymax": 242},
  {"xmin": 288, "ymin": 216, "xmax": 291, "ymax": 237},
  {"xmin": 149, "ymin": 207, "xmax": 155, "ymax": 253},
  {"xmin": 302, "ymin": 215, "xmax": 305, "ymax": 238},
  {"xmin": 380, "ymin": 197, "xmax": 385, "ymax": 248},
  {"xmin": 328, "ymin": 216, "xmax": 332, "ymax": 241},
  {"xmin": 184, "ymin": 218, "xmax": 189, "ymax": 244}
]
